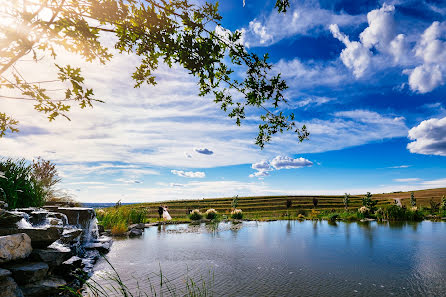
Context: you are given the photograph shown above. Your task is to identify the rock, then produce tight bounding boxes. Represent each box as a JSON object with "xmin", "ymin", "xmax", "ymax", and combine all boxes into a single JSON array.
[
  {"xmin": 0, "ymin": 277, "xmax": 24, "ymax": 297},
  {"xmin": 54, "ymin": 207, "xmax": 95, "ymax": 227},
  {"xmin": 128, "ymin": 228, "xmax": 143, "ymax": 237},
  {"xmin": 0, "ymin": 268, "xmax": 12, "ymax": 279},
  {"xmin": 28, "ymin": 211, "xmax": 48, "ymax": 226},
  {"xmin": 5, "ymin": 262, "xmax": 49, "ymax": 285},
  {"xmin": 97, "ymin": 224, "xmax": 105, "ymax": 233},
  {"xmin": 30, "ymin": 247, "xmax": 72, "ymax": 267},
  {"xmin": 62, "ymin": 256, "xmax": 83, "ymax": 268},
  {"xmin": 0, "ymin": 233, "xmax": 32, "ymax": 263},
  {"xmin": 144, "ymin": 223, "xmax": 159, "ymax": 227},
  {"xmin": 128, "ymin": 223, "xmax": 145, "ymax": 230},
  {"xmin": 59, "ymin": 229, "xmax": 82, "ymax": 244},
  {"xmin": 46, "ymin": 213, "xmax": 68, "ymax": 225},
  {"xmin": 0, "ymin": 211, "xmax": 23, "ymax": 228},
  {"xmin": 18, "ymin": 227, "xmax": 62, "ymax": 249},
  {"xmin": 20, "ymin": 277, "xmax": 66, "ymax": 297},
  {"xmin": 0, "ymin": 201, "xmax": 8, "ymax": 209},
  {"xmin": 53, "ymin": 256, "xmax": 84, "ymax": 278},
  {"xmin": 84, "ymin": 239, "xmax": 111, "ymax": 254}
]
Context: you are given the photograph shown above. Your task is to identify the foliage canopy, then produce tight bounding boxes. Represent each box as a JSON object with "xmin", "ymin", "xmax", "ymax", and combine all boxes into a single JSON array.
[{"xmin": 0, "ymin": 0, "xmax": 308, "ymax": 148}]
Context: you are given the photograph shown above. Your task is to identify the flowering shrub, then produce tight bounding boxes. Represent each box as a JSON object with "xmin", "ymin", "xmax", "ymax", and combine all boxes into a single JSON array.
[
  {"xmin": 205, "ymin": 209, "xmax": 217, "ymax": 220},
  {"xmin": 410, "ymin": 206, "xmax": 418, "ymax": 212},
  {"xmin": 189, "ymin": 209, "xmax": 203, "ymax": 221},
  {"xmin": 358, "ymin": 206, "xmax": 370, "ymax": 214},
  {"xmin": 231, "ymin": 209, "xmax": 243, "ymax": 220}
]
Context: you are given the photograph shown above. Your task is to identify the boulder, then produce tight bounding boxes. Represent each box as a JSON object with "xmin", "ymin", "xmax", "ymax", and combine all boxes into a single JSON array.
[
  {"xmin": 97, "ymin": 224, "xmax": 105, "ymax": 233},
  {"xmin": 30, "ymin": 247, "xmax": 72, "ymax": 267},
  {"xmin": 5, "ymin": 262, "xmax": 49, "ymax": 285},
  {"xmin": 128, "ymin": 223, "xmax": 145, "ymax": 230},
  {"xmin": 59, "ymin": 229, "xmax": 82, "ymax": 244},
  {"xmin": 47, "ymin": 213, "xmax": 68, "ymax": 225},
  {"xmin": 20, "ymin": 277, "xmax": 66, "ymax": 297},
  {"xmin": 0, "ymin": 233, "xmax": 32, "ymax": 263},
  {"xmin": 28, "ymin": 211, "xmax": 48, "ymax": 226},
  {"xmin": 0, "ymin": 211, "xmax": 23, "ymax": 228},
  {"xmin": 128, "ymin": 228, "xmax": 143, "ymax": 237},
  {"xmin": 54, "ymin": 256, "xmax": 84, "ymax": 277},
  {"xmin": 0, "ymin": 277, "xmax": 24, "ymax": 297},
  {"xmin": 0, "ymin": 268, "xmax": 12, "ymax": 279},
  {"xmin": 55, "ymin": 207, "xmax": 95, "ymax": 227},
  {"xmin": 19, "ymin": 227, "xmax": 62, "ymax": 249}
]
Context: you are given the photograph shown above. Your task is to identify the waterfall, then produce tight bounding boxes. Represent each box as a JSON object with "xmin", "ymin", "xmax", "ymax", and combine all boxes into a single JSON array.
[{"xmin": 16, "ymin": 218, "xmax": 33, "ymax": 229}]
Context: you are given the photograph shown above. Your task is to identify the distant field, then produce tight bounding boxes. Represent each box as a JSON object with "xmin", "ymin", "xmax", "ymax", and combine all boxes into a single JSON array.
[{"xmin": 110, "ymin": 188, "xmax": 446, "ymax": 219}]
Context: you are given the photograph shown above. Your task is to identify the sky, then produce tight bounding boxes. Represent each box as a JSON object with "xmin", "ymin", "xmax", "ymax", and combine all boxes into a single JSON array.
[{"xmin": 1, "ymin": 0, "xmax": 446, "ymax": 202}]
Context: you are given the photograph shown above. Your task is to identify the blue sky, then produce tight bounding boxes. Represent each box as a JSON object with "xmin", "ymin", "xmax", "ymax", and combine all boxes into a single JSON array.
[{"xmin": 1, "ymin": 0, "xmax": 446, "ymax": 202}]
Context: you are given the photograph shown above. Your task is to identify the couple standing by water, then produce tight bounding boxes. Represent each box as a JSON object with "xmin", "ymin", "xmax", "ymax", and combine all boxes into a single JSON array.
[{"xmin": 158, "ymin": 205, "xmax": 171, "ymax": 220}]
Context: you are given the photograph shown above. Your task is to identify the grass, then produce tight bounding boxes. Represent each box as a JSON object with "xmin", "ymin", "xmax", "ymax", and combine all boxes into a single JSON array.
[
  {"xmin": 66, "ymin": 257, "xmax": 214, "ymax": 297},
  {"xmin": 96, "ymin": 188, "xmax": 446, "ymax": 228},
  {"xmin": 97, "ymin": 207, "xmax": 147, "ymax": 230}
]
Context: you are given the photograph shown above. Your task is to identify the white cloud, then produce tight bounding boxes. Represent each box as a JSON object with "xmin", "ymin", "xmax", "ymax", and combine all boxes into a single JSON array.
[
  {"xmin": 242, "ymin": 3, "xmax": 364, "ymax": 47},
  {"xmin": 394, "ymin": 178, "xmax": 421, "ymax": 182},
  {"xmin": 407, "ymin": 117, "xmax": 446, "ymax": 156},
  {"xmin": 194, "ymin": 148, "xmax": 214, "ymax": 155},
  {"xmin": 249, "ymin": 156, "xmax": 312, "ymax": 178},
  {"xmin": 406, "ymin": 21, "xmax": 446, "ymax": 93},
  {"xmin": 171, "ymin": 170, "xmax": 206, "ymax": 178},
  {"xmin": 270, "ymin": 156, "xmax": 313, "ymax": 170},
  {"xmin": 329, "ymin": 24, "xmax": 372, "ymax": 78},
  {"xmin": 388, "ymin": 165, "xmax": 411, "ymax": 169},
  {"xmin": 184, "ymin": 152, "xmax": 192, "ymax": 159},
  {"xmin": 359, "ymin": 4, "xmax": 396, "ymax": 51}
]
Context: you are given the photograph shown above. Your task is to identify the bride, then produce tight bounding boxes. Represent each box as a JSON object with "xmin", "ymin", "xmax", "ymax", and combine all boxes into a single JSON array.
[{"xmin": 162, "ymin": 205, "xmax": 172, "ymax": 220}]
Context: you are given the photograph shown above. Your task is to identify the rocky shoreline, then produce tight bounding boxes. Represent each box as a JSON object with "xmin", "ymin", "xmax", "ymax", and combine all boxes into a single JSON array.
[{"xmin": 0, "ymin": 205, "xmax": 112, "ymax": 297}]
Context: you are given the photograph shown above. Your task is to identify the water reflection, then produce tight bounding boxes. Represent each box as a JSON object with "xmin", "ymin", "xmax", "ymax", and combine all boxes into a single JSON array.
[{"xmin": 93, "ymin": 220, "xmax": 446, "ymax": 296}]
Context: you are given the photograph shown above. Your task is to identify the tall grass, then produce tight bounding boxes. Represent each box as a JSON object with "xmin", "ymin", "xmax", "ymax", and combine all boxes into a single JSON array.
[
  {"xmin": 0, "ymin": 158, "xmax": 46, "ymax": 208},
  {"xmin": 97, "ymin": 207, "xmax": 147, "ymax": 230},
  {"xmin": 66, "ymin": 257, "xmax": 214, "ymax": 297}
]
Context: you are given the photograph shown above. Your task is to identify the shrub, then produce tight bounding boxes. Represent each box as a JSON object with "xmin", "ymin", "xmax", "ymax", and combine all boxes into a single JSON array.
[
  {"xmin": 376, "ymin": 205, "xmax": 423, "ymax": 221},
  {"xmin": 231, "ymin": 195, "xmax": 239, "ymax": 209},
  {"xmin": 111, "ymin": 221, "xmax": 127, "ymax": 236},
  {"xmin": 231, "ymin": 209, "xmax": 243, "ymax": 220},
  {"xmin": 296, "ymin": 209, "xmax": 307, "ymax": 216},
  {"xmin": 362, "ymin": 192, "xmax": 377, "ymax": 212},
  {"xmin": 0, "ymin": 158, "xmax": 46, "ymax": 208},
  {"xmin": 410, "ymin": 192, "xmax": 416, "ymax": 207},
  {"xmin": 441, "ymin": 195, "xmax": 446, "ymax": 210},
  {"xmin": 328, "ymin": 213, "xmax": 339, "ymax": 222},
  {"xmin": 297, "ymin": 214, "xmax": 305, "ymax": 220},
  {"xmin": 429, "ymin": 198, "xmax": 440, "ymax": 214},
  {"xmin": 205, "ymin": 209, "xmax": 217, "ymax": 220},
  {"xmin": 343, "ymin": 193, "xmax": 350, "ymax": 210},
  {"xmin": 189, "ymin": 209, "xmax": 202, "ymax": 220},
  {"xmin": 358, "ymin": 206, "xmax": 370, "ymax": 217}
]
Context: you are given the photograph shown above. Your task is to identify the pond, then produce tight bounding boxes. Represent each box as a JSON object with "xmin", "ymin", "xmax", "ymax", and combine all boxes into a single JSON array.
[{"xmin": 92, "ymin": 221, "xmax": 446, "ymax": 296}]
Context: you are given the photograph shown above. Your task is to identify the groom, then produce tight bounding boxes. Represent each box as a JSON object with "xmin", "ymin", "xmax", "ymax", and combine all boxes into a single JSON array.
[{"xmin": 158, "ymin": 205, "xmax": 163, "ymax": 219}]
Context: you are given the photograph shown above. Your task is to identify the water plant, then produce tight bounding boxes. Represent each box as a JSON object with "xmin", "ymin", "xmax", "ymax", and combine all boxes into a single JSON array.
[
  {"xmin": 189, "ymin": 209, "xmax": 203, "ymax": 221},
  {"xmin": 205, "ymin": 209, "xmax": 217, "ymax": 220},
  {"xmin": 111, "ymin": 220, "xmax": 127, "ymax": 236},
  {"xmin": 231, "ymin": 209, "xmax": 243, "ymax": 220},
  {"xmin": 97, "ymin": 207, "xmax": 146, "ymax": 230}
]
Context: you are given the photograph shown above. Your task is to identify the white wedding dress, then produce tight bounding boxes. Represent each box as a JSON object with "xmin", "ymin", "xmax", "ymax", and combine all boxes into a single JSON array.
[{"xmin": 163, "ymin": 208, "xmax": 172, "ymax": 220}]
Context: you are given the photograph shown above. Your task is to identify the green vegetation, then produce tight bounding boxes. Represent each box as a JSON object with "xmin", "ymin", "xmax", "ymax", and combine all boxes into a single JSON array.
[
  {"xmin": 96, "ymin": 188, "xmax": 446, "ymax": 230},
  {"xmin": 231, "ymin": 209, "xmax": 243, "ymax": 220},
  {"xmin": 205, "ymin": 209, "xmax": 217, "ymax": 220},
  {"xmin": 189, "ymin": 209, "xmax": 203, "ymax": 221},
  {"xmin": 410, "ymin": 192, "xmax": 416, "ymax": 207},
  {"xmin": 96, "ymin": 207, "xmax": 146, "ymax": 230},
  {"xmin": 0, "ymin": 158, "xmax": 46, "ymax": 208},
  {"xmin": 343, "ymin": 193, "xmax": 350, "ymax": 210}
]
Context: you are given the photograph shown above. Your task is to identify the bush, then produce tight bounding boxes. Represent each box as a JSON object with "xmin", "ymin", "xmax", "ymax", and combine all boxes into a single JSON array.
[
  {"xmin": 111, "ymin": 220, "xmax": 127, "ymax": 236},
  {"xmin": 205, "ymin": 209, "xmax": 217, "ymax": 220},
  {"xmin": 231, "ymin": 209, "xmax": 243, "ymax": 219},
  {"xmin": 296, "ymin": 209, "xmax": 307, "ymax": 216},
  {"xmin": 376, "ymin": 205, "xmax": 423, "ymax": 221},
  {"xmin": 297, "ymin": 213, "xmax": 305, "ymax": 220},
  {"xmin": 189, "ymin": 209, "xmax": 202, "ymax": 220},
  {"xmin": 0, "ymin": 158, "xmax": 46, "ymax": 208}
]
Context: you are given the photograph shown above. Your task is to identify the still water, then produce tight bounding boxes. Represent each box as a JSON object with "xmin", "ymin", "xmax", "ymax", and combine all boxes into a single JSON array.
[{"xmin": 92, "ymin": 221, "xmax": 446, "ymax": 296}]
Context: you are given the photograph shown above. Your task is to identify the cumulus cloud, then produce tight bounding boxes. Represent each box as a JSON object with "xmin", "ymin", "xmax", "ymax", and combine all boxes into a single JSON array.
[
  {"xmin": 194, "ymin": 148, "xmax": 214, "ymax": 155},
  {"xmin": 242, "ymin": 3, "xmax": 364, "ymax": 47},
  {"xmin": 406, "ymin": 21, "xmax": 446, "ymax": 93},
  {"xmin": 407, "ymin": 117, "xmax": 446, "ymax": 156},
  {"xmin": 270, "ymin": 156, "xmax": 313, "ymax": 170},
  {"xmin": 329, "ymin": 24, "xmax": 372, "ymax": 78},
  {"xmin": 171, "ymin": 170, "xmax": 206, "ymax": 178},
  {"xmin": 250, "ymin": 156, "xmax": 312, "ymax": 178}
]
